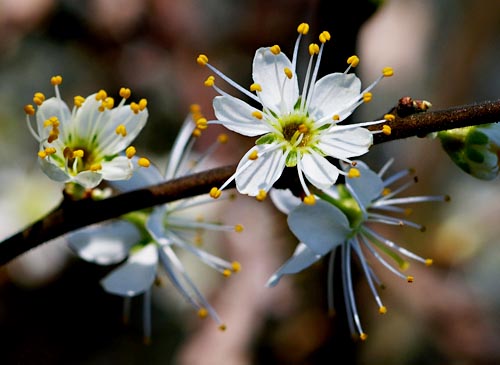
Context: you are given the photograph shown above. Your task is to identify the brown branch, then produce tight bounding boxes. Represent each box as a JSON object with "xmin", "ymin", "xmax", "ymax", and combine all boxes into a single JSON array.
[{"xmin": 1, "ymin": 99, "xmax": 500, "ymax": 266}]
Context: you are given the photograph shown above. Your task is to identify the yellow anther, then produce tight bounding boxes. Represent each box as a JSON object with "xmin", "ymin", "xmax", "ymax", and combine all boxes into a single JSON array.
[
  {"xmin": 382, "ymin": 125, "xmax": 392, "ymax": 135},
  {"xmin": 298, "ymin": 124, "xmax": 308, "ymax": 133},
  {"xmin": 95, "ymin": 89, "xmax": 107, "ymax": 101},
  {"xmin": 24, "ymin": 104, "xmax": 35, "ymax": 115},
  {"xmin": 382, "ymin": 67, "xmax": 394, "ymax": 77},
  {"xmin": 303, "ymin": 195, "xmax": 316, "ymax": 205},
  {"xmin": 33, "ymin": 92, "xmax": 46, "ymax": 106},
  {"xmin": 50, "ymin": 75, "xmax": 62, "ymax": 85},
  {"xmin": 231, "ymin": 261, "xmax": 242, "ymax": 272},
  {"xmin": 48, "ymin": 131, "xmax": 59, "ymax": 143},
  {"xmin": 401, "ymin": 261, "xmax": 410, "ymax": 271},
  {"xmin": 218, "ymin": 324, "xmax": 227, "ymax": 332},
  {"xmin": 332, "ymin": 114, "xmax": 340, "ymax": 121},
  {"xmin": 74, "ymin": 96, "xmax": 85, "ymax": 108},
  {"xmin": 348, "ymin": 168, "xmax": 360, "ymax": 178},
  {"xmin": 196, "ymin": 54, "xmax": 209, "ymax": 66},
  {"xmin": 43, "ymin": 119, "xmax": 52, "ymax": 128},
  {"xmin": 130, "ymin": 102, "xmax": 140, "ymax": 114},
  {"xmin": 126, "ymin": 146, "xmax": 136, "ymax": 159},
  {"xmin": 308, "ymin": 43, "xmax": 320, "ymax": 56},
  {"xmin": 217, "ymin": 134, "xmax": 229, "ymax": 144},
  {"xmin": 270, "ymin": 45, "xmax": 281, "ymax": 55},
  {"xmin": 359, "ymin": 333, "xmax": 368, "ymax": 341},
  {"xmin": 190, "ymin": 104, "xmax": 201, "ymax": 113},
  {"xmin": 44, "ymin": 147, "xmax": 56, "ymax": 155},
  {"xmin": 138, "ymin": 157, "xmax": 150, "ymax": 168},
  {"xmin": 250, "ymin": 83, "xmax": 262, "ymax": 92},
  {"xmin": 204, "ymin": 75, "xmax": 215, "ymax": 87},
  {"xmin": 407, "ymin": 276, "xmax": 414, "ymax": 283},
  {"xmin": 72, "ymin": 150, "xmax": 84, "ymax": 158},
  {"xmin": 252, "ymin": 111, "xmax": 263, "ymax": 120},
  {"xmin": 38, "ymin": 150, "xmax": 47, "ymax": 159},
  {"xmin": 222, "ymin": 269, "xmax": 232, "ymax": 277},
  {"xmin": 99, "ymin": 97, "xmax": 114, "ymax": 111},
  {"xmin": 139, "ymin": 98, "xmax": 147, "ymax": 111},
  {"xmin": 382, "ymin": 188, "xmax": 391, "ymax": 196},
  {"xmin": 256, "ymin": 189, "xmax": 267, "ymax": 202},
  {"xmin": 363, "ymin": 92, "xmax": 373, "ymax": 103},
  {"xmin": 90, "ymin": 163, "xmax": 102, "ymax": 172},
  {"xmin": 197, "ymin": 308, "xmax": 208, "ymax": 318},
  {"xmin": 234, "ymin": 224, "xmax": 244, "ymax": 233},
  {"xmin": 297, "ymin": 22, "xmax": 309, "ymax": 35},
  {"xmin": 196, "ymin": 117, "xmax": 208, "ymax": 130},
  {"xmin": 379, "ymin": 306, "xmax": 387, "ymax": 315},
  {"xmin": 248, "ymin": 150, "xmax": 258, "ymax": 160},
  {"xmin": 192, "ymin": 128, "xmax": 202, "ymax": 138},
  {"xmin": 347, "ymin": 55, "xmax": 360, "ymax": 67},
  {"xmin": 284, "ymin": 67, "xmax": 293, "ymax": 79},
  {"xmin": 119, "ymin": 87, "xmax": 131, "ymax": 99},
  {"xmin": 115, "ymin": 124, "xmax": 127, "ymax": 137},
  {"xmin": 383, "ymin": 114, "xmax": 395, "ymax": 122},
  {"xmin": 425, "ymin": 258, "xmax": 433, "ymax": 266},
  {"xmin": 210, "ymin": 187, "xmax": 222, "ymax": 199},
  {"xmin": 319, "ymin": 31, "xmax": 331, "ymax": 43}
]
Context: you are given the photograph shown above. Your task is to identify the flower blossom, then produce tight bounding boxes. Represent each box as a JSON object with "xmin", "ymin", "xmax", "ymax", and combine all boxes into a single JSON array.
[
  {"xmin": 268, "ymin": 160, "xmax": 448, "ymax": 340},
  {"xmin": 197, "ymin": 23, "xmax": 393, "ymax": 203},
  {"xmin": 68, "ymin": 107, "xmax": 243, "ymax": 342},
  {"xmin": 24, "ymin": 75, "xmax": 149, "ymax": 190}
]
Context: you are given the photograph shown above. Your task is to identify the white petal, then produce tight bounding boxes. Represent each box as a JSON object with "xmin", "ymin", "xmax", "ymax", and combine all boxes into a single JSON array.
[
  {"xmin": 99, "ymin": 156, "xmax": 133, "ymax": 181},
  {"xmin": 109, "ymin": 159, "xmax": 163, "ymax": 192},
  {"xmin": 288, "ymin": 200, "xmax": 350, "ymax": 255},
  {"xmin": 101, "ymin": 243, "xmax": 158, "ymax": 297},
  {"xmin": 345, "ymin": 161, "xmax": 383, "ymax": 210},
  {"xmin": 35, "ymin": 97, "xmax": 72, "ymax": 139},
  {"xmin": 300, "ymin": 151, "xmax": 340, "ymax": 190},
  {"xmin": 67, "ymin": 220, "xmax": 140, "ymax": 265},
  {"xmin": 73, "ymin": 170, "xmax": 103, "ymax": 189},
  {"xmin": 266, "ymin": 243, "xmax": 322, "ymax": 287},
  {"xmin": 213, "ymin": 95, "xmax": 270, "ymax": 137},
  {"xmin": 317, "ymin": 127, "xmax": 373, "ymax": 159},
  {"xmin": 70, "ymin": 94, "xmax": 102, "ymax": 141},
  {"xmin": 165, "ymin": 115, "xmax": 196, "ymax": 179},
  {"xmin": 38, "ymin": 157, "xmax": 71, "ymax": 183},
  {"xmin": 98, "ymin": 105, "xmax": 148, "ymax": 155},
  {"xmin": 252, "ymin": 47, "xmax": 299, "ymax": 114},
  {"xmin": 269, "ymin": 188, "xmax": 301, "ymax": 214},
  {"xmin": 235, "ymin": 145, "xmax": 286, "ymax": 196},
  {"xmin": 308, "ymin": 73, "xmax": 361, "ymax": 121}
]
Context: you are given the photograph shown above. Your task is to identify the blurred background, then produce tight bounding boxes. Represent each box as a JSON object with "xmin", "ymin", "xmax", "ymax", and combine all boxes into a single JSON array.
[{"xmin": 0, "ymin": 0, "xmax": 499, "ymax": 364}]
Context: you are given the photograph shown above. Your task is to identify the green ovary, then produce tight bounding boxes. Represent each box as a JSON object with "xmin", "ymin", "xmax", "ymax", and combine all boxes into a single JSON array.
[{"xmin": 279, "ymin": 113, "xmax": 315, "ymax": 148}]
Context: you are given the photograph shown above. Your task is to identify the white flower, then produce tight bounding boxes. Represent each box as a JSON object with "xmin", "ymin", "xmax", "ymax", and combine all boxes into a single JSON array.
[
  {"xmin": 68, "ymin": 108, "xmax": 242, "ymax": 342},
  {"xmin": 24, "ymin": 75, "xmax": 149, "ymax": 189},
  {"xmin": 197, "ymin": 23, "xmax": 393, "ymax": 202},
  {"xmin": 268, "ymin": 160, "xmax": 448, "ymax": 340}
]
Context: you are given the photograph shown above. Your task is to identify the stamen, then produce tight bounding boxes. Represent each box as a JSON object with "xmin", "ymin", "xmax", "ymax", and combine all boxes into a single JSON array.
[
  {"xmin": 119, "ymin": 87, "xmax": 131, "ymax": 99},
  {"xmin": 252, "ymin": 111, "xmax": 263, "ymax": 119},
  {"xmin": 256, "ymin": 189, "xmax": 267, "ymax": 201},
  {"xmin": 308, "ymin": 43, "xmax": 319, "ymax": 56},
  {"xmin": 318, "ymin": 31, "xmax": 331, "ymax": 44},
  {"xmin": 72, "ymin": 150, "xmax": 84, "ymax": 158},
  {"xmin": 222, "ymin": 269, "xmax": 231, "ymax": 277},
  {"xmin": 24, "ymin": 104, "xmax": 35, "ymax": 115},
  {"xmin": 196, "ymin": 54, "xmax": 209, "ymax": 66},
  {"xmin": 348, "ymin": 168, "xmax": 361, "ymax": 178},
  {"xmin": 425, "ymin": 258, "xmax": 433, "ymax": 266},
  {"xmin": 359, "ymin": 333, "xmax": 368, "ymax": 341},
  {"xmin": 130, "ymin": 102, "xmax": 140, "ymax": 114},
  {"xmin": 347, "ymin": 55, "xmax": 360, "ymax": 68},
  {"xmin": 50, "ymin": 75, "xmax": 62, "ymax": 86},
  {"xmin": 33, "ymin": 92, "xmax": 45, "ymax": 106},
  {"xmin": 138, "ymin": 157, "xmax": 150, "ymax": 167},
  {"xmin": 90, "ymin": 163, "xmax": 102, "ymax": 171},
  {"xmin": 270, "ymin": 45, "xmax": 281, "ymax": 55},
  {"xmin": 204, "ymin": 76, "xmax": 215, "ymax": 87},
  {"xmin": 379, "ymin": 306, "xmax": 387, "ymax": 314},
  {"xmin": 382, "ymin": 67, "xmax": 394, "ymax": 77},
  {"xmin": 196, "ymin": 117, "xmax": 208, "ymax": 130},
  {"xmin": 232, "ymin": 261, "xmax": 242, "ymax": 272},
  {"xmin": 95, "ymin": 89, "xmax": 107, "ymax": 101},
  {"xmin": 198, "ymin": 308, "xmax": 208, "ymax": 318},
  {"xmin": 383, "ymin": 114, "xmax": 395, "ymax": 122},
  {"xmin": 303, "ymin": 194, "xmax": 316, "ymax": 205},
  {"xmin": 74, "ymin": 96, "xmax": 85, "ymax": 108},
  {"xmin": 115, "ymin": 124, "xmax": 127, "ymax": 137},
  {"xmin": 297, "ymin": 23, "xmax": 309, "ymax": 35},
  {"xmin": 210, "ymin": 187, "xmax": 222, "ymax": 199},
  {"xmin": 248, "ymin": 150, "xmax": 258, "ymax": 160},
  {"xmin": 382, "ymin": 125, "xmax": 392, "ymax": 135},
  {"xmin": 126, "ymin": 146, "xmax": 136, "ymax": 158},
  {"xmin": 217, "ymin": 134, "xmax": 228, "ymax": 144},
  {"xmin": 284, "ymin": 67, "xmax": 293, "ymax": 79},
  {"xmin": 407, "ymin": 276, "xmax": 414, "ymax": 283},
  {"xmin": 363, "ymin": 92, "xmax": 373, "ymax": 103},
  {"xmin": 234, "ymin": 225, "xmax": 244, "ymax": 233},
  {"xmin": 250, "ymin": 83, "xmax": 262, "ymax": 92}
]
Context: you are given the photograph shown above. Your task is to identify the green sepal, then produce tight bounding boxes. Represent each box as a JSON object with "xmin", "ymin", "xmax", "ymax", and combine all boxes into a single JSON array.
[
  {"xmin": 255, "ymin": 133, "xmax": 276, "ymax": 145},
  {"xmin": 285, "ymin": 150, "xmax": 298, "ymax": 167}
]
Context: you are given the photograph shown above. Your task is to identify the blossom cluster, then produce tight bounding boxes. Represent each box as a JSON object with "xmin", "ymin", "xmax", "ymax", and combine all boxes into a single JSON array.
[{"xmin": 22, "ymin": 22, "xmax": 453, "ymax": 342}]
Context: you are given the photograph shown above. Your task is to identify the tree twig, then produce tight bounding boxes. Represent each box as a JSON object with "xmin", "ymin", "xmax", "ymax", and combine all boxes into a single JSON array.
[{"xmin": 1, "ymin": 99, "xmax": 499, "ymax": 266}]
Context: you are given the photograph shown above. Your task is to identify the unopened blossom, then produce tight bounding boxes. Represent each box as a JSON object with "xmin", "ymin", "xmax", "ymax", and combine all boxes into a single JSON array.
[
  {"xmin": 268, "ymin": 160, "xmax": 448, "ymax": 340},
  {"xmin": 197, "ymin": 23, "xmax": 393, "ymax": 203},
  {"xmin": 24, "ymin": 76, "xmax": 149, "ymax": 190},
  {"xmin": 438, "ymin": 123, "xmax": 500, "ymax": 180},
  {"xmin": 68, "ymin": 107, "xmax": 242, "ymax": 342}
]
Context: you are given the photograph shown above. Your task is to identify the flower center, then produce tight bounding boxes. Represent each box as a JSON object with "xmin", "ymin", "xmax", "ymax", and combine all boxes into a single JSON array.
[
  {"xmin": 63, "ymin": 146, "xmax": 97, "ymax": 173},
  {"xmin": 280, "ymin": 114, "xmax": 314, "ymax": 148}
]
